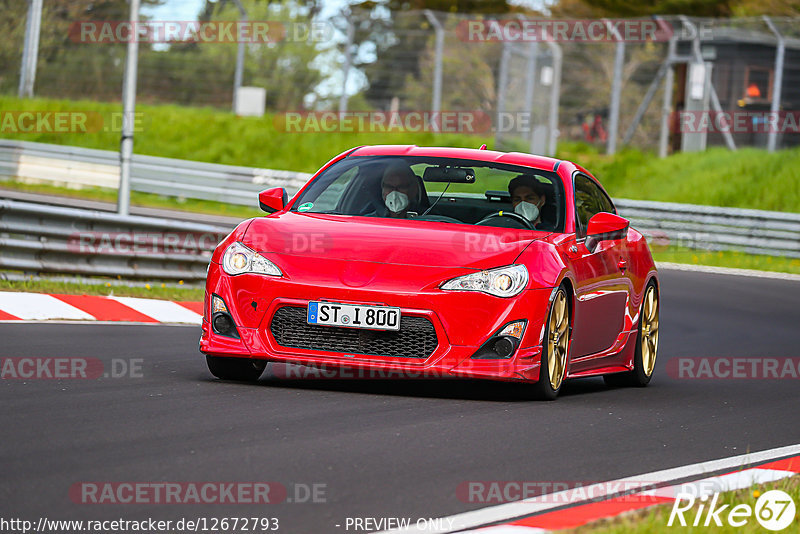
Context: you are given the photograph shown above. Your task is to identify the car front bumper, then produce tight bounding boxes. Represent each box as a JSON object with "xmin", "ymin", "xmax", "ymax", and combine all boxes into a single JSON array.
[{"xmin": 199, "ymin": 263, "xmax": 556, "ymax": 382}]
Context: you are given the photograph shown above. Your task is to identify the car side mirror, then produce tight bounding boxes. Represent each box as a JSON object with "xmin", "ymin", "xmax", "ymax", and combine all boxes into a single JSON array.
[
  {"xmin": 258, "ymin": 187, "xmax": 287, "ymax": 213},
  {"xmin": 585, "ymin": 212, "xmax": 629, "ymax": 252}
]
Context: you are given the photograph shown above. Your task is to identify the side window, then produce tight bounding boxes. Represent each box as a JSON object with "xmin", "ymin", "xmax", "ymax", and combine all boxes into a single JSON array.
[
  {"xmin": 574, "ymin": 174, "xmax": 614, "ymax": 236},
  {"xmin": 309, "ymin": 166, "xmax": 358, "ymax": 211},
  {"xmin": 594, "ymin": 184, "xmax": 615, "ymax": 215}
]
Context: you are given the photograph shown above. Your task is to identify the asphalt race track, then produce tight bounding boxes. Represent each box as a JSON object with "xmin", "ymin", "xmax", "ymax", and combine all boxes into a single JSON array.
[{"xmin": 2, "ymin": 269, "xmax": 799, "ymax": 533}]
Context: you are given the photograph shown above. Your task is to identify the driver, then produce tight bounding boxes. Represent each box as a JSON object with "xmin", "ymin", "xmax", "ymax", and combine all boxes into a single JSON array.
[
  {"xmin": 508, "ymin": 174, "xmax": 548, "ymax": 228},
  {"xmin": 381, "ymin": 161, "xmax": 420, "ymax": 218}
]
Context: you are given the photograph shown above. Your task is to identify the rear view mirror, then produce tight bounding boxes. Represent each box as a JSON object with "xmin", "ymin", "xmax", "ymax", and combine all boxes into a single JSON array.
[
  {"xmin": 585, "ymin": 212, "xmax": 629, "ymax": 252},
  {"xmin": 258, "ymin": 187, "xmax": 287, "ymax": 213},
  {"xmin": 422, "ymin": 166, "xmax": 475, "ymax": 183}
]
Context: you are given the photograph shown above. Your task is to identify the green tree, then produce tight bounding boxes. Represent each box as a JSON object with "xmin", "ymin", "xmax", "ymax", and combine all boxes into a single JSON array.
[
  {"xmin": 350, "ymin": 0, "xmax": 516, "ymax": 110},
  {"xmin": 549, "ymin": 0, "xmax": 800, "ymax": 16},
  {"xmin": 550, "ymin": 0, "xmax": 734, "ymax": 17},
  {"xmin": 141, "ymin": 0, "xmax": 326, "ymax": 109}
]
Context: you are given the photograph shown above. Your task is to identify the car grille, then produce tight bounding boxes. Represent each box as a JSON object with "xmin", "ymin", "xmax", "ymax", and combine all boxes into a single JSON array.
[{"xmin": 270, "ymin": 306, "xmax": 438, "ymax": 359}]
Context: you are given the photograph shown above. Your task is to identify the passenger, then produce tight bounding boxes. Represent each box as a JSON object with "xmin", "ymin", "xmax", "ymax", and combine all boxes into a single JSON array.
[
  {"xmin": 508, "ymin": 174, "xmax": 548, "ymax": 228},
  {"xmin": 381, "ymin": 161, "xmax": 421, "ymax": 218}
]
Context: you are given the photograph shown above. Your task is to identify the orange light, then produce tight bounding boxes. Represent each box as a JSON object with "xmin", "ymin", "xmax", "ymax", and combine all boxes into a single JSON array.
[{"xmin": 746, "ymin": 83, "xmax": 761, "ymax": 98}]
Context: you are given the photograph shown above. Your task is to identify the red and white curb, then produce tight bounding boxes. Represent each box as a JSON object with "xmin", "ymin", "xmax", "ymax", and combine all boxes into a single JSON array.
[
  {"xmin": 0, "ymin": 292, "xmax": 203, "ymax": 324},
  {"xmin": 464, "ymin": 457, "xmax": 800, "ymax": 532},
  {"xmin": 377, "ymin": 444, "xmax": 800, "ymax": 533}
]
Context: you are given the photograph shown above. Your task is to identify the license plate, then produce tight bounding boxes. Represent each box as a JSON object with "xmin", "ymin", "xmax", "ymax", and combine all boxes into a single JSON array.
[{"xmin": 307, "ymin": 301, "xmax": 401, "ymax": 331}]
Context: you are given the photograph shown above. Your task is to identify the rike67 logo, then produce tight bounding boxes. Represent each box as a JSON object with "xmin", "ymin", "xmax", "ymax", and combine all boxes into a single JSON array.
[{"xmin": 668, "ymin": 489, "xmax": 796, "ymax": 531}]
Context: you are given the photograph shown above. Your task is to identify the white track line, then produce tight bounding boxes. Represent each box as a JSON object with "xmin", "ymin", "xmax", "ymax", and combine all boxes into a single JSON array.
[
  {"xmin": 108, "ymin": 296, "xmax": 203, "ymax": 324},
  {"xmin": 0, "ymin": 320, "xmax": 197, "ymax": 327},
  {"xmin": 656, "ymin": 262, "xmax": 800, "ymax": 282},
  {"xmin": 461, "ymin": 527, "xmax": 547, "ymax": 534},
  {"xmin": 375, "ymin": 443, "xmax": 800, "ymax": 534},
  {"xmin": 0, "ymin": 292, "xmax": 95, "ymax": 320},
  {"xmin": 645, "ymin": 468, "xmax": 798, "ymax": 499}
]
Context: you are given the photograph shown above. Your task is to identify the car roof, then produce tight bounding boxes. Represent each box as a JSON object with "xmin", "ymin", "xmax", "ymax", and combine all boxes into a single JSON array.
[{"xmin": 348, "ymin": 145, "xmax": 562, "ymax": 173}]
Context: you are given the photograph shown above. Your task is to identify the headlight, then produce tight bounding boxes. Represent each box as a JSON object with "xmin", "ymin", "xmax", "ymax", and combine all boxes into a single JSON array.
[
  {"xmin": 221, "ymin": 241, "xmax": 282, "ymax": 276},
  {"xmin": 441, "ymin": 264, "xmax": 528, "ymax": 297}
]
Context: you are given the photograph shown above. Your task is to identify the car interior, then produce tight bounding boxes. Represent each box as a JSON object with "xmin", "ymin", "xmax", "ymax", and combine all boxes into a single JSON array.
[{"xmin": 296, "ymin": 157, "xmax": 565, "ymax": 232}]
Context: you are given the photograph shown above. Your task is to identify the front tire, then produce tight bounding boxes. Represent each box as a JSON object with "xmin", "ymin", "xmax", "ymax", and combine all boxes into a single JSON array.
[
  {"xmin": 206, "ymin": 355, "xmax": 266, "ymax": 382},
  {"xmin": 532, "ymin": 287, "xmax": 571, "ymax": 400},
  {"xmin": 604, "ymin": 281, "xmax": 659, "ymax": 387}
]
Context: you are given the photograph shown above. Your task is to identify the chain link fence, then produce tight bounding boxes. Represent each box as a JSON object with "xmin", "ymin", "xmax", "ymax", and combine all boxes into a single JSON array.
[{"xmin": 3, "ymin": 3, "xmax": 800, "ymax": 155}]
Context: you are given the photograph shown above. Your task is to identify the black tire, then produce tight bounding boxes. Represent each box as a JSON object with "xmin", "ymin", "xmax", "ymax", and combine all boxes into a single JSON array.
[
  {"xmin": 532, "ymin": 286, "xmax": 571, "ymax": 401},
  {"xmin": 604, "ymin": 281, "xmax": 659, "ymax": 388},
  {"xmin": 206, "ymin": 355, "xmax": 266, "ymax": 382}
]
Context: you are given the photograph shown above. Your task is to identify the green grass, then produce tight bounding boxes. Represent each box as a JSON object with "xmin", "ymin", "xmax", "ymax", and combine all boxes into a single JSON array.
[
  {"xmin": 0, "ymin": 278, "xmax": 204, "ymax": 301},
  {"xmin": 3, "ymin": 95, "xmax": 800, "ymax": 276},
  {"xmin": 4, "ymin": 95, "xmax": 799, "ymax": 212},
  {"xmin": 568, "ymin": 475, "xmax": 800, "ymax": 533},
  {"xmin": 553, "ymin": 141, "xmax": 800, "ymax": 214},
  {"xmin": 651, "ymin": 246, "xmax": 800, "ymax": 275},
  {"xmin": 0, "ymin": 96, "xmax": 489, "ymax": 173}
]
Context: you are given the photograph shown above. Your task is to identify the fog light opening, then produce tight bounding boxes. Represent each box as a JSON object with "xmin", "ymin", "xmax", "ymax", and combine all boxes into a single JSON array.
[
  {"xmin": 212, "ymin": 311, "xmax": 239, "ymax": 338},
  {"xmin": 492, "ymin": 336, "xmax": 516, "ymax": 358},
  {"xmin": 471, "ymin": 320, "xmax": 527, "ymax": 360}
]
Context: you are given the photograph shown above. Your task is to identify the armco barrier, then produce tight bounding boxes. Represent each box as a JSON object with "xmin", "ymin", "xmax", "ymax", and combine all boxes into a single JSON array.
[
  {"xmin": 0, "ymin": 139, "xmax": 312, "ymax": 205},
  {"xmin": 2, "ymin": 140, "xmax": 799, "ymax": 275},
  {"xmin": 616, "ymin": 199, "xmax": 800, "ymax": 259},
  {"xmin": 0, "ymin": 199, "xmax": 232, "ymax": 280}
]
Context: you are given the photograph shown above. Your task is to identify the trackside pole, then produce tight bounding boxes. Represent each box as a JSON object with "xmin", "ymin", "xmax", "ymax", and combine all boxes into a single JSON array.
[
  {"xmin": 18, "ymin": 0, "xmax": 43, "ymax": 98},
  {"xmin": 118, "ymin": 0, "xmax": 140, "ymax": 216},
  {"xmin": 763, "ymin": 16, "xmax": 785, "ymax": 153},
  {"xmin": 605, "ymin": 19, "xmax": 625, "ymax": 156}
]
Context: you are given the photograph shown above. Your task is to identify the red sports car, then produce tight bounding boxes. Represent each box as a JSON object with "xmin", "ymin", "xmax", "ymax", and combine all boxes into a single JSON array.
[{"xmin": 200, "ymin": 145, "xmax": 659, "ymax": 399}]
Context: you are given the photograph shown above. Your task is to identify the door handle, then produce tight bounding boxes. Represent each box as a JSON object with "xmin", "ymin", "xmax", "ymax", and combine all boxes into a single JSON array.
[{"xmin": 618, "ymin": 259, "xmax": 627, "ymax": 271}]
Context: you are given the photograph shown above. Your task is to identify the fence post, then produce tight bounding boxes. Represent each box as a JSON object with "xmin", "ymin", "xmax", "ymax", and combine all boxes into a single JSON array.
[
  {"xmin": 658, "ymin": 20, "xmax": 677, "ymax": 159},
  {"xmin": 544, "ymin": 40, "xmax": 562, "ymax": 156},
  {"xmin": 231, "ymin": 0, "xmax": 248, "ymax": 114},
  {"xmin": 680, "ymin": 16, "xmax": 736, "ymax": 151},
  {"xmin": 605, "ymin": 20, "xmax": 625, "ymax": 155},
  {"xmin": 526, "ymin": 42, "xmax": 540, "ymax": 154},
  {"xmin": 18, "ymin": 0, "xmax": 42, "ymax": 98},
  {"xmin": 763, "ymin": 16, "xmax": 785, "ymax": 153},
  {"xmin": 118, "ymin": 0, "xmax": 141, "ymax": 216},
  {"xmin": 339, "ymin": 15, "xmax": 355, "ymax": 113},
  {"xmin": 495, "ymin": 41, "xmax": 511, "ymax": 147},
  {"xmin": 424, "ymin": 10, "xmax": 444, "ymax": 131}
]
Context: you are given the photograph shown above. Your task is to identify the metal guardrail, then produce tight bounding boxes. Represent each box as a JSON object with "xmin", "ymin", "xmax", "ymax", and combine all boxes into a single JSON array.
[
  {"xmin": 616, "ymin": 199, "xmax": 800, "ymax": 259},
  {"xmin": 2, "ymin": 195, "xmax": 799, "ymax": 284},
  {"xmin": 0, "ymin": 139, "xmax": 312, "ymax": 205},
  {"xmin": 1, "ymin": 140, "xmax": 798, "ymax": 280},
  {"xmin": 0, "ymin": 199, "xmax": 232, "ymax": 281}
]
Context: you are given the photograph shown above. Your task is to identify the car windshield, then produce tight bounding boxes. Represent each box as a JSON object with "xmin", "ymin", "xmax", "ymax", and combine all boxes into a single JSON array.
[{"xmin": 291, "ymin": 156, "xmax": 565, "ymax": 232}]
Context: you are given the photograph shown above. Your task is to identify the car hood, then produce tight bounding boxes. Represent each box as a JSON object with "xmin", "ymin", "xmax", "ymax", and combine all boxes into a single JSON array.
[{"xmin": 244, "ymin": 212, "xmax": 550, "ymax": 270}]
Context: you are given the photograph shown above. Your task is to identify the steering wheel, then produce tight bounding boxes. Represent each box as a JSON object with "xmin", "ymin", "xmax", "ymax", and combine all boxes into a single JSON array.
[{"xmin": 475, "ymin": 211, "xmax": 535, "ymax": 230}]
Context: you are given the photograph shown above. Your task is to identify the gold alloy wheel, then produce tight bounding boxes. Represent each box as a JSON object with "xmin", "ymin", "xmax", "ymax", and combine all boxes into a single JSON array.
[
  {"xmin": 641, "ymin": 285, "xmax": 659, "ymax": 377},
  {"xmin": 547, "ymin": 289, "xmax": 570, "ymax": 390}
]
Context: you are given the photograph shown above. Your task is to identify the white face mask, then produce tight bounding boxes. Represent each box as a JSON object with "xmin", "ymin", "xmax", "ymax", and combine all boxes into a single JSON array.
[
  {"xmin": 385, "ymin": 190, "xmax": 409, "ymax": 213},
  {"xmin": 514, "ymin": 201, "xmax": 540, "ymax": 222}
]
